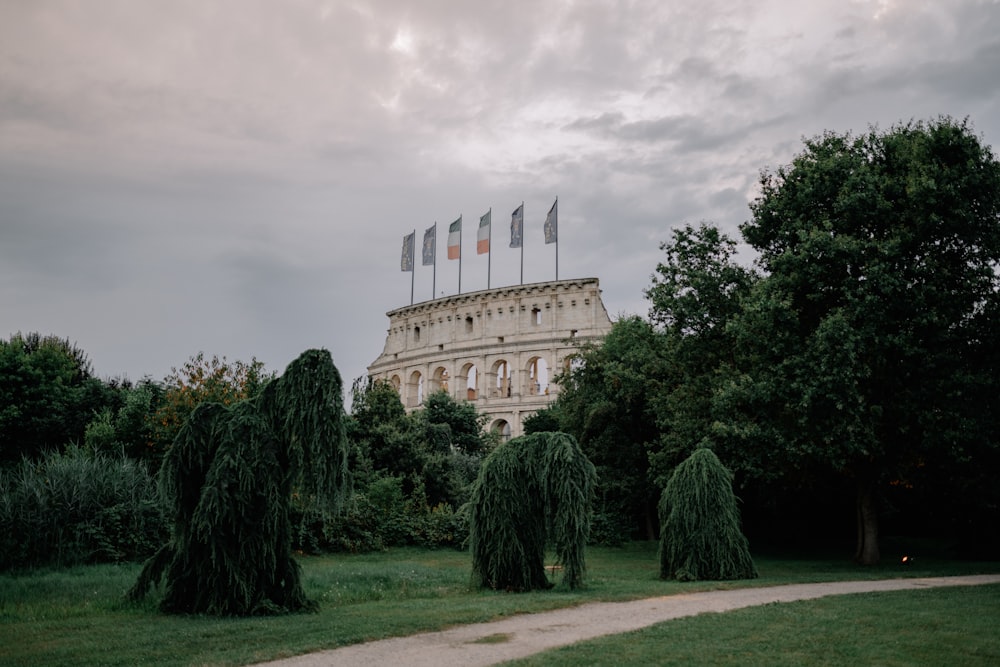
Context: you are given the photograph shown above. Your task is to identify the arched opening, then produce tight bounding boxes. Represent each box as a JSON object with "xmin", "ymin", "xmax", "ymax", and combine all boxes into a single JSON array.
[
  {"xmin": 390, "ymin": 374, "xmax": 401, "ymax": 392},
  {"xmin": 430, "ymin": 366, "xmax": 450, "ymax": 395},
  {"xmin": 407, "ymin": 370, "xmax": 424, "ymax": 407},
  {"xmin": 488, "ymin": 359, "xmax": 511, "ymax": 398},
  {"xmin": 491, "ymin": 419, "xmax": 512, "ymax": 442},
  {"xmin": 526, "ymin": 357, "xmax": 549, "ymax": 396},
  {"xmin": 459, "ymin": 362, "xmax": 479, "ymax": 401}
]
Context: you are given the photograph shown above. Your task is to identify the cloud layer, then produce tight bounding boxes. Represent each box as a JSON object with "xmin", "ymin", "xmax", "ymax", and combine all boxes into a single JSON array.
[{"xmin": 3, "ymin": 0, "xmax": 999, "ymax": 389}]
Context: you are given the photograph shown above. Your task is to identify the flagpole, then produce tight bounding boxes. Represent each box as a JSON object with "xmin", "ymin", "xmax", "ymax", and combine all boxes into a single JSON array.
[
  {"xmin": 520, "ymin": 201, "xmax": 524, "ymax": 285},
  {"xmin": 555, "ymin": 197, "xmax": 559, "ymax": 281},
  {"xmin": 487, "ymin": 207, "xmax": 492, "ymax": 290},
  {"xmin": 458, "ymin": 216, "xmax": 463, "ymax": 295},
  {"xmin": 432, "ymin": 222, "xmax": 437, "ymax": 300},
  {"xmin": 410, "ymin": 228, "xmax": 416, "ymax": 305}
]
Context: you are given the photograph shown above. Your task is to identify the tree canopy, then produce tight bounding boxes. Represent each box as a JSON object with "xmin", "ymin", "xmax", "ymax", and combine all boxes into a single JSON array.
[
  {"xmin": 553, "ymin": 316, "xmax": 667, "ymax": 540},
  {"xmin": 129, "ymin": 349, "xmax": 349, "ymax": 615},
  {"xmin": 659, "ymin": 446, "xmax": 757, "ymax": 581},
  {"xmin": 0, "ymin": 332, "xmax": 110, "ymax": 461},
  {"xmin": 719, "ymin": 118, "xmax": 1000, "ymax": 563},
  {"xmin": 468, "ymin": 431, "xmax": 596, "ymax": 591}
]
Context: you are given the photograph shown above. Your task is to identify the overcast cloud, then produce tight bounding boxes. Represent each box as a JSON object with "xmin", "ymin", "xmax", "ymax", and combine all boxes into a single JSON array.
[{"xmin": 3, "ymin": 0, "xmax": 999, "ymax": 392}]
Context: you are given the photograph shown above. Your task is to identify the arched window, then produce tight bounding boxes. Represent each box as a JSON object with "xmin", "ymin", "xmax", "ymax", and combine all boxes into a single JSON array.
[
  {"xmin": 459, "ymin": 363, "xmax": 478, "ymax": 400},
  {"xmin": 407, "ymin": 370, "xmax": 424, "ymax": 407},
  {"xmin": 430, "ymin": 366, "xmax": 450, "ymax": 395},
  {"xmin": 489, "ymin": 359, "xmax": 511, "ymax": 398},
  {"xmin": 491, "ymin": 419, "xmax": 512, "ymax": 441},
  {"xmin": 526, "ymin": 356, "xmax": 549, "ymax": 396}
]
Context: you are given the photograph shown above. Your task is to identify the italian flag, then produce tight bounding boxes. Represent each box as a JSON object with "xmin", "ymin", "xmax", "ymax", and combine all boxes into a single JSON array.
[{"xmin": 447, "ymin": 216, "xmax": 462, "ymax": 260}]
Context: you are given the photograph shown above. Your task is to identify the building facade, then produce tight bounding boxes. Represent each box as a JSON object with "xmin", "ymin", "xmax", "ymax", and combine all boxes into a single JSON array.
[{"xmin": 367, "ymin": 277, "xmax": 613, "ymax": 438}]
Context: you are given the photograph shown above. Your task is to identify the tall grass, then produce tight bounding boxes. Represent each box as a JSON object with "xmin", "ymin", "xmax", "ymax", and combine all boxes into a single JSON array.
[{"xmin": 0, "ymin": 445, "xmax": 166, "ymax": 569}]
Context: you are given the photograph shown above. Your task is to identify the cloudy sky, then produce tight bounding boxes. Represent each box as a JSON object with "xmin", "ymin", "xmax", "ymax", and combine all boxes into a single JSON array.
[{"xmin": 3, "ymin": 0, "xmax": 999, "ymax": 393}]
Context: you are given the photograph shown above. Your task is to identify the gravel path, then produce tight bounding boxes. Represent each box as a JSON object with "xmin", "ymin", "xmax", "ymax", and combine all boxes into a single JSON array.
[{"xmin": 257, "ymin": 574, "xmax": 1000, "ymax": 667}]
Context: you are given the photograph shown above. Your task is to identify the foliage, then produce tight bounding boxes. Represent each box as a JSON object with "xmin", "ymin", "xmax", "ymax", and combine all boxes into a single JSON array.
[
  {"xmin": 718, "ymin": 118, "xmax": 1000, "ymax": 564},
  {"xmin": 0, "ymin": 445, "xmax": 166, "ymax": 570},
  {"xmin": 644, "ymin": 223, "xmax": 757, "ymax": 483},
  {"xmin": 349, "ymin": 382, "xmax": 487, "ymax": 511},
  {"xmin": 147, "ymin": 352, "xmax": 272, "ymax": 462},
  {"xmin": 294, "ymin": 479, "xmax": 469, "ymax": 554},
  {"xmin": 418, "ymin": 390, "xmax": 488, "ymax": 455},
  {"xmin": 658, "ymin": 446, "xmax": 757, "ymax": 581},
  {"xmin": 128, "ymin": 349, "xmax": 350, "ymax": 616},
  {"xmin": 523, "ymin": 406, "xmax": 561, "ymax": 434},
  {"xmin": 0, "ymin": 332, "xmax": 111, "ymax": 462},
  {"xmin": 468, "ymin": 432, "xmax": 597, "ymax": 591},
  {"xmin": 553, "ymin": 317, "xmax": 667, "ymax": 540},
  {"xmin": 84, "ymin": 380, "xmax": 163, "ymax": 459}
]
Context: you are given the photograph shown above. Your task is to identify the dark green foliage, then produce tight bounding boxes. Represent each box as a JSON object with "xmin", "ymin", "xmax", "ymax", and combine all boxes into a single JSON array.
[
  {"xmin": 553, "ymin": 317, "xmax": 667, "ymax": 540},
  {"xmin": 659, "ymin": 446, "xmax": 757, "ymax": 581},
  {"xmin": 720, "ymin": 117, "xmax": 1000, "ymax": 563},
  {"xmin": 84, "ymin": 380, "xmax": 162, "ymax": 459},
  {"xmin": 644, "ymin": 224, "xmax": 757, "ymax": 484},
  {"xmin": 420, "ymin": 390, "xmax": 487, "ymax": 455},
  {"xmin": 523, "ymin": 406, "xmax": 561, "ymax": 434},
  {"xmin": 0, "ymin": 445, "xmax": 166, "ymax": 570},
  {"xmin": 128, "ymin": 349, "xmax": 349, "ymax": 616},
  {"xmin": 468, "ymin": 432, "xmax": 596, "ymax": 591},
  {"xmin": 0, "ymin": 332, "xmax": 111, "ymax": 461}
]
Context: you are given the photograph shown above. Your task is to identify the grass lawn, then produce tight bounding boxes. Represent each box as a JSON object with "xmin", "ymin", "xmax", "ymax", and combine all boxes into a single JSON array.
[
  {"xmin": 1, "ymin": 542, "xmax": 998, "ymax": 666},
  {"xmin": 507, "ymin": 583, "xmax": 1000, "ymax": 666}
]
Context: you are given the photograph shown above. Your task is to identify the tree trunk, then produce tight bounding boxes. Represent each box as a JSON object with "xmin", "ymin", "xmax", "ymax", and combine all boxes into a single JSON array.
[
  {"xmin": 644, "ymin": 501, "xmax": 657, "ymax": 541},
  {"xmin": 854, "ymin": 481, "xmax": 880, "ymax": 565}
]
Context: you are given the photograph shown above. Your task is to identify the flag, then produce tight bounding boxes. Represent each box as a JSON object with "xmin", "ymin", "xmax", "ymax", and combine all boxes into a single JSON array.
[
  {"xmin": 544, "ymin": 198, "xmax": 558, "ymax": 244},
  {"xmin": 422, "ymin": 225, "xmax": 436, "ymax": 265},
  {"xmin": 447, "ymin": 216, "xmax": 462, "ymax": 260},
  {"xmin": 510, "ymin": 204, "xmax": 523, "ymax": 248},
  {"xmin": 401, "ymin": 232, "xmax": 414, "ymax": 271},
  {"xmin": 477, "ymin": 210, "xmax": 491, "ymax": 255}
]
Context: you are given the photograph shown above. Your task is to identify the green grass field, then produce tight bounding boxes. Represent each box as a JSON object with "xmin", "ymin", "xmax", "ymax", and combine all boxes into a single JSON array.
[
  {"xmin": 508, "ymin": 584, "xmax": 1000, "ymax": 666},
  {"xmin": 1, "ymin": 542, "xmax": 997, "ymax": 666}
]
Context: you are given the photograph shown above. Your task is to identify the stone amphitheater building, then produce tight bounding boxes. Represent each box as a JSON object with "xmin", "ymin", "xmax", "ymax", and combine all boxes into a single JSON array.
[{"xmin": 367, "ymin": 277, "xmax": 613, "ymax": 439}]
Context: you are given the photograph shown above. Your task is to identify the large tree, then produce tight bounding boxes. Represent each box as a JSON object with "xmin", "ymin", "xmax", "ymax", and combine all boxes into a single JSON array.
[
  {"xmin": 468, "ymin": 431, "xmax": 596, "ymax": 591},
  {"xmin": 645, "ymin": 223, "xmax": 757, "ymax": 484},
  {"xmin": 720, "ymin": 118, "xmax": 1000, "ymax": 564},
  {"xmin": 129, "ymin": 349, "xmax": 350, "ymax": 615},
  {"xmin": 0, "ymin": 333, "xmax": 111, "ymax": 461},
  {"xmin": 554, "ymin": 316, "xmax": 668, "ymax": 540}
]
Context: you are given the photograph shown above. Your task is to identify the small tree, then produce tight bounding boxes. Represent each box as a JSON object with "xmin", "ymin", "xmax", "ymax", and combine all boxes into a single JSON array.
[
  {"xmin": 659, "ymin": 446, "xmax": 757, "ymax": 581},
  {"xmin": 148, "ymin": 352, "xmax": 272, "ymax": 461},
  {"xmin": 468, "ymin": 432, "xmax": 596, "ymax": 591},
  {"xmin": 128, "ymin": 349, "xmax": 349, "ymax": 615}
]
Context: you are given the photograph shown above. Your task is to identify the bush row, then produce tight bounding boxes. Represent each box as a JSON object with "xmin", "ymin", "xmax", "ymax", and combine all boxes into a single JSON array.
[
  {"xmin": 0, "ymin": 446, "xmax": 167, "ymax": 570},
  {"xmin": 0, "ymin": 451, "xmax": 469, "ymax": 571}
]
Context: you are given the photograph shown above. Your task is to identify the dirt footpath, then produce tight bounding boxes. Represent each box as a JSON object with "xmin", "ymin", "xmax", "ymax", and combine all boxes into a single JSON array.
[{"xmin": 257, "ymin": 575, "xmax": 1000, "ymax": 667}]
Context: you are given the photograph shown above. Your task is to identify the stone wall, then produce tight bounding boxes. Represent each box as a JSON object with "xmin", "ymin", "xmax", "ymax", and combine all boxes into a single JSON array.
[{"xmin": 367, "ymin": 277, "xmax": 613, "ymax": 438}]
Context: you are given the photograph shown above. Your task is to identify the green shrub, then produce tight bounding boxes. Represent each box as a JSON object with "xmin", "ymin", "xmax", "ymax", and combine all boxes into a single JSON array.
[
  {"xmin": 292, "ymin": 478, "xmax": 469, "ymax": 554},
  {"xmin": 0, "ymin": 445, "xmax": 166, "ymax": 570},
  {"xmin": 658, "ymin": 446, "xmax": 757, "ymax": 581}
]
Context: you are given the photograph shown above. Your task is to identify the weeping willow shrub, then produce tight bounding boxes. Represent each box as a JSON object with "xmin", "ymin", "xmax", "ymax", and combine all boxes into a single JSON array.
[
  {"xmin": 468, "ymin": 432, "xmax": 596, "ymax": 591},
  {"xmin": 128, "ymin": 349, "xmax": 350, "ymax": 615},
  {"xmin": 658, "ymin": 446, "xmax": 757, "ymax": 581}
]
